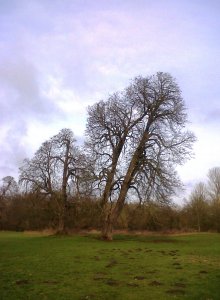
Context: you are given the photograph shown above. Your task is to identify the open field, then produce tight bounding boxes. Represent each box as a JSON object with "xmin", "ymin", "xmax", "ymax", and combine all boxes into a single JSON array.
[{"xmin": 0, "ymin": 232, "xmax": 220, "ymax": 299}]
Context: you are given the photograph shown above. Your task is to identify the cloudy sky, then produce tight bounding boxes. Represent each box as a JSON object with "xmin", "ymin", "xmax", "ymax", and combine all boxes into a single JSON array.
[{"xmin": 0, "ymin": 0, "xmax": 220, "ymax": 201}]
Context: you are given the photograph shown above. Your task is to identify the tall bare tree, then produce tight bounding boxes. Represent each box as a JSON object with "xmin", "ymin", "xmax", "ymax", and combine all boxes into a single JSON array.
[
  {"xmin": 207, "ymin": 167, "xmax": 220, "ymax": 201},
  {"xmin": 86, "ymin": 72, "xmax": 195, "ymax": 239},
  {"xmin": 207, "ymin": 167, "xmax": 220, "ymax": 231},
  {"xmin": 0, "ymin": 176, "xmax": 19, "ymax": 197},
  {"xmin": 19, "ymin": 128, "xmax": 79, "ymax": 232},
  {"xmin": 188, "ymin": 182, "xmax": 208, "ymax": 232}
]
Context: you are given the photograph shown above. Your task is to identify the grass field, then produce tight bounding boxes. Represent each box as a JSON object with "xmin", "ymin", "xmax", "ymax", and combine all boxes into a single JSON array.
[{"xmin": 0, "ymin": 231, "xmax": 220, "ymax": 299}]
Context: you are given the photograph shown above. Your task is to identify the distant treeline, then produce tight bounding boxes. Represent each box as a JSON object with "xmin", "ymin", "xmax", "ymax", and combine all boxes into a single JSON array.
[{"xmin": 0, "ymin": 190, "xmax": 220, "ymax": 233}]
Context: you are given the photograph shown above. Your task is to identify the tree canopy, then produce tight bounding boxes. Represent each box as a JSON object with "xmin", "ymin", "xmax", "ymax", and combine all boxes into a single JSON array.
[{"xmin": 85, "ymin": 72, "xmax": 196, "ymax": 239}]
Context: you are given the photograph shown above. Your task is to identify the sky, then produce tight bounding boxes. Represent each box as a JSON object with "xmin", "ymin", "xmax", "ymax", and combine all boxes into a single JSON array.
[{"xmin": 0, "ymin": 0, "xmax": 220, "ymax": 202}]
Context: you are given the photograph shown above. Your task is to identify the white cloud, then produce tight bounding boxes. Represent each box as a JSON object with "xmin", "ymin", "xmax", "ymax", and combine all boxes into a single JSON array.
[
  {"xmin": 177, "ymin": 124, "xmax": 220, "ymax": 185},
  {"xmin": 43, "ymin": 76, "xmax": 89, "ymax": 114}
]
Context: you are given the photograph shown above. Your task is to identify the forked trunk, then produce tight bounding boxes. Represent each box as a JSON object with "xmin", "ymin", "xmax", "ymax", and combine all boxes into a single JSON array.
[
  {"xmin": 100, "ymin": 133, "xmax": 149, "ymax": 240},
  {"xmin": 101, "ymin": 206, "xmax": 114, "ymax": 240}
]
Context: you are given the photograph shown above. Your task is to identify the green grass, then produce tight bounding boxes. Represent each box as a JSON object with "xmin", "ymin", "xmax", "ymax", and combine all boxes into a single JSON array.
[{"xmin": 0, "ymin": 231, "xmax": 220, "ymax": 299}]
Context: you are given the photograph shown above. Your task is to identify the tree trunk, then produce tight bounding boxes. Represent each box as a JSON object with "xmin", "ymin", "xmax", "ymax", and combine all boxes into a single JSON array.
[
  {"xmin": 56, "ymin": 200, "xmax": 67, "ymax": 234},
  {"xmin": 101, "ymin": 184, "xmax": 130, "ymax": 240},
  {"xmin": 57, "ymin": 213, "xmax": 65, "ymax": 234},
  {"xmin": 197, "ymin": 213, "xmax": 201, "ymax": 232},
  {"xmin": 101, "ymin": 218, "xmax": 113, "ymax": 241},
  {"xmin": 101, "ymin": 203, "xmax": 114, "ymax": 240}
]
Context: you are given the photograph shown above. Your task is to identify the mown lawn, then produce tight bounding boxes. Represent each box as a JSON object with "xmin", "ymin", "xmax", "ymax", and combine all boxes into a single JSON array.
[{"xmin": 0, "ymin": 231, "xmax": 220, "ymax": 299}]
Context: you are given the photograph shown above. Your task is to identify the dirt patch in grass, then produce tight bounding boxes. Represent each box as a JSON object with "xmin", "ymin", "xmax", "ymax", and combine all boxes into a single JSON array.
[
  {"xmin": 166, "ymin": 289, "xmax": 185, "ymax": 295},
  {"xmin": 199, "ymin": 270, "xmax": 208, "ymax": 274},
  {"xmin": 15, "ymin": 279, "xmax": 30, "ymax": 285},
  {"xmin": 158, "ymin": 250, "xmax": 166, "ymax": 255},
  {"xmin": 169, "ymin": 250, "xmax": 179, "ymax": 254},
  {"xmin": 149, "ymin": 280, "xmax": 163, "ymax": 286},
  {"xmin": 145, "ymin": 249, "xmax": 153, "ymax": 253},
  {"xmin": 96, "ymin": 272, "xmax": 107, "ymax": 275},
  {"xmin": 93, "ymin": 256, "xmax": 101, "ymax": 261},
  {"xmin": 134, "ymin": 276, "xmax": 145, "ymax": 280},
  {"xmin": 127, "ymin": 282, "xmax": 139, "ymax": 287},
  {"xmin": 105, "ymin": 259, "xmax": 118, "ymax": 268},
  {"xmin": 173, "ymin": 282, "xmax": 186, "ymax": 288},
  {"xmin": 42, "ymin": 280, "xmax": 58, "ymax": 285},
  {"xmin": 169, "ymin": 252, "xmax": 177, "ymax": 257},
  {"xmin": 93, "ymin": 271, "xmax": 107, "ymax": 280},
  {"xmin": 105, "ymin": 279, "xmax": 120, "ymax": 286}
]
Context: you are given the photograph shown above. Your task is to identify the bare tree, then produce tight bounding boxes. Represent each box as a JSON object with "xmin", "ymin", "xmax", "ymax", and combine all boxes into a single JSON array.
[
  {"xmin": 207, "ymin": 167, "xmax": 220, "ymax": 231},
  {"xmin": 0, "ymin": 176, "xmax": 19, "ymax": 197},
  {"xmin": 0, "ymin": 176, "xmax": 19, "ymax": 229},
  {"xmin": 207, "ymin": 167, "xmax": 220, "ymax": 201},
  {"xmin": 86, "ymin": 72, "xmax": 195, "ymax": 240},
  {"xmin": 188, "ymin": 182, "xmax": 208, "ymax": 232},
  {"xmin": 19, "ymin": 128, "xmax": 79, "ymax": 233}
]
